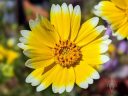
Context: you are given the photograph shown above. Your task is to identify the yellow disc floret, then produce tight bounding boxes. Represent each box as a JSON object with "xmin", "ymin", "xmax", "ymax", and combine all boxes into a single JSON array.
[{"xmin": 54, "ymin": 40, "xmax": 81, "ymax": 67}]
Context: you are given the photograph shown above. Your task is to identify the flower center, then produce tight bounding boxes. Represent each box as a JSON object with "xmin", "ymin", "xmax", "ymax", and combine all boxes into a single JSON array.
[{"xmin": 53, "ymin": 40, "xmax": 81, "ymax": 67}]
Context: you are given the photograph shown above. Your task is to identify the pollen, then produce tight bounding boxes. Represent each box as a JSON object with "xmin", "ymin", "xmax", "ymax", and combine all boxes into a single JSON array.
[{"xmin": 53, "ymin": 40, "xmax": 81, "ymax": 67}]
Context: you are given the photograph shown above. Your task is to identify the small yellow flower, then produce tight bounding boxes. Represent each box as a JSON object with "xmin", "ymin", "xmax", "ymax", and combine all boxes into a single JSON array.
[
  {"xmin": 0, "ymin": 45, "xmax": 6, "ymax": 60},
  {"xmin": 6, "ymin": 50, "xmax": 19, "ymax": 64},
  {"xmin": 18, "ymin": 3, "xmax": 111, "ymax": 93},
  {"xmin": 94, "ymin": 0, "xmax": 128, "ymax": 40},
  {"xmin": 0, "ymin": 44, "xmax": 19, "ymax": 64}
]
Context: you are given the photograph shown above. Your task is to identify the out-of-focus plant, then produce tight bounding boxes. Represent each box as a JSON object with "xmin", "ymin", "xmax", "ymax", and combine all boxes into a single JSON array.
[
  {"xmin": 102, "ymin": 26, "xmax": 128, "ymax": 72},
  {"xmin": 0, "ymin": 38, "xmax": 19, "ymax": 78}
]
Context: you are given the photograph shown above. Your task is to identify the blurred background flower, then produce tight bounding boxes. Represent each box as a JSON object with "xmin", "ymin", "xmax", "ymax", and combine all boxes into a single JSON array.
[{"xmin": 0, "ymin": 38, "xmax": 19, "ymax": 78}]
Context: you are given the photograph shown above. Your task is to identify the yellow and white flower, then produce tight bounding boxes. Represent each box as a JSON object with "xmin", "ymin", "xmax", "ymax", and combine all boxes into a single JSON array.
[
  {"xmin": 18, "ymin": 3, "xmax": 111, "ymax": 93},
  {"xmin": 94, "ymin": 0, "xmax": 128, "ymax": 40}
]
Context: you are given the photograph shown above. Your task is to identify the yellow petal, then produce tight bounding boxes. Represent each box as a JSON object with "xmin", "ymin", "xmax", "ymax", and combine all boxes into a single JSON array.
[
  {"xmin": 57, "ymin": 67, "xmax": 67, "ymax": 94},
  {"xmin": 50, "ymin": 3, "xmax": 70, "ymax": 40},
  {"xmin": 50, "ymin": 4, "xmax": 56, "ymax": 26},
  {"xmin": 25, "ymin": 16, "xmax": 60, "ymax": 48},
  {"xmin": 51, "ymin": 4, "xmax": 62, "ymax": 38},
  {"xmin": 111, "ymin": 0, "xmax": 128, "ymax": 9},
  {"xmin": 74, "ymin": 61, "xmax": 100, "ymax": 88},
  {"xmin": 68, "ymin": 4, "xmax": 73, "ymax": 15},
  {"xmin": 23, "ymin": 45, "xmax": 53, "ymax": 58},
  {"xmin": 70, "ymin": 5, "xmax": 81, "ymax": 41},
  {"xmin": 25, "ymin": 57, "xmax": 55, "ymax": 69},
  {"xmin": 52, "ymin": 65, "xmax": 66, "ymax": 93},
  {"xmin": 19, "ymin": 31, "xmax": 54, "ymax": 57},
  {"xmin": 76, "ymin": 25, "xmax": 106, "ymax": 47},
  {"xmin": 30, "ymin": 24, "xmax": 56, "ymax": 47},
  {"xmin": 82, "ymin": 54, "xmax": 110, "ymax": 65},
  {"xmin": 81, "ymin": 35, "xmax": 111, "ymax": 55},
  {"xmin": 36, "ymin": 64, "xmax": 59, "ymax": 92},
  {"xmin": 26, "ymin": 68, "xmax": 44, "ymax": 86},
  {"xmin": 61, "ymin": 3, "xmax": 70, "ymax": 40},
  {"xmin": 75, "ymin": 17, "xmax": 99, "ymax": 43},
  {"xmin": 65, "ymin": 67, "xmax": 75, "ymax": 92},
  {"xmin": 115, "ymin": 23, "xmax": 128, "ymax": 40},
  {"xmin": 94, "ymin": 1, "xmax": 127, "ymax": 30}
]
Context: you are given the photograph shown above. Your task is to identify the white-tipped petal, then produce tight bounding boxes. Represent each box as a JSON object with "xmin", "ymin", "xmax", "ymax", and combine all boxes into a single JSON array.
[
  {"xmin": 73, "ymin": 5, "xmax": 81, "ymax": 15},
  {"xmin": 117, "ymin": 35, "xmax": 124, "ymax": 40},
  {"xmin": 86, "ymin": 78, "xmax": 93, "ymax": 84},
  {"xmin": 25, "ymin": 75, "xmax": 33, "ymax": 83},
  {"xmin": 29, "ymin": 20, "xmax": 37, "ymax": 29},
  {"xmin": 61, "ymin": 3, "xmax": 68, "ymax": 13},
  {"xmin": 36, "ymin": 84, "xmax": 45, "ymax": 92},
  {"xmin": 100, "ymin": 44, "xmax": 108, "ymax": 53},
  {"xmin": 93, "ymin": 10, "xmax": 102, "ymax": 16},
  {"xmin": 101, "ymin": 55, "xmax": 110, "ymax": 63},
  {"xmin": 68, "ymin": 4, "xmax": 73, "ymax": 15},
  {"xmin": 52, "ymin": 86, "xmax": 58, "ymax": 93},
  {"xmin": 91, "ymin": 72, "xmax": 100, "ymax": 79},
  {"xmin": 58, "ymin": 87, "xmax": 65, "ymax": 94},
  {"xmin": 19, "ymin": 37, "xmax": 27, "ymax": 44},
  {"xmin": 103, "ymin": 39, "xmax": 112, "ymax": 45},
  {"xmin": 95, "ymin": 25, "xmax": 106, "ymax": 33},
  {"xmin": 66, "ymin": 85, "xmax": 74, "ymax": 92},
  {"xmin": 94, "ymin": 5, "xmax": 100, "ymax": 9},
  {"xmin": 91, "ymin": 17, "xmax": 99, "ymax": 26},
  {"xmin": 51, "ymin": 4, "xmax": 56, "ymax": 12},
  {"xmin": 79, "ymin": 82, "xmax": 88, "ymax": 89},
  {"xmin": 102, "ymin": 35, "xmax": 109, "ymax": 40},
  {"xmin": 31, "ymin": 79, "xmax": 40, "ymax": 86},
  {"xmin": 55, "ymin": 4, "xmax": 61, "ymax": 12},
  {"xmin": 17, "ymin": 43, "xmax": 27, "ymax": 49},
  {"xmin": 20, "ymin": 30, "xmax": 30, "ymax": 38}
]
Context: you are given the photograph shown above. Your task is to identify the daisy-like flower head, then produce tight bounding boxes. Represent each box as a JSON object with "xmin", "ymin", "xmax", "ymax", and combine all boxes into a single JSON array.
[
  {"xmin": 18, "ymin": 3, "xmax": 111, "ymax": 94},
  {"xmin": 94, "ymin": 0, "xmax": 128, "ymax": 40}
]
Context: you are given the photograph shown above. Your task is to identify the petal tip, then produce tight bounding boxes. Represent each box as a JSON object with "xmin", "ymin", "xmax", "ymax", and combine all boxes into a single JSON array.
[
  {"xmin": 36, "ymin": 84, "xmax": 45, "ymax": 92},
  {"xmin": 17, "ymin": 43, "xmax": 25, "ymax": 49},
  {"xmin": 25, "ymin": 75, "xmax": 32, "ymax": 83},
  {"xmin": 79, "ymin": 82, "xmax": 88, "ymax": 89},
  {"xmin": 101, "ymin": 55, "xmax": 110, "ymax": 63},
  {"xmin": 58, "ymin": 87, "xmax": 65, "ymax": 94},
  {"xmin": 66, "ymin": 85, "xmax": 74, "ymax": 92},
  {"xmin": 92, "ymin": 72, "xmax": 100, "ymax": 79},
  {"xmin": 87, "ymin": 78, "xmax": 93, "ymax": 84},
  {"xmin": 90, "ymin": 17, "xmax": 99, "ymax": 26}
]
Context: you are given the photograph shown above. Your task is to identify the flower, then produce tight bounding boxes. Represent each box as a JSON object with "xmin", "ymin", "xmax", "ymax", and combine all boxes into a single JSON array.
[
  {"xmin": 105, "ymin": 26, "xmax": 112, "ymax": 36},
  {"xmin": 5, "ymin": 50, "xmax": 19, "ymax": 64},
  {"xmin": 0, "ymin": 45, "xmax": 6, "ymax": 61},
  {"xmin": 0, "ymin": 43, "xmax": 19, "ymax": 77},
  {"xmin": 94, "ymin": 0, "xmax": 128, "ymax": 40},
  {"xmin": 0, "ymin": 43, "xmax": 19, "ymax": 64},
  {"xmin": 117, "ymin": 41, "xmax": 127, "ymax": 54},
  {"xmin": 104, "ymin": 58, "xmax": 118, "ymax": 70},
  {"xmin": 18, "ymin": 3, "xmax": 111, "ymax": 93}
]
